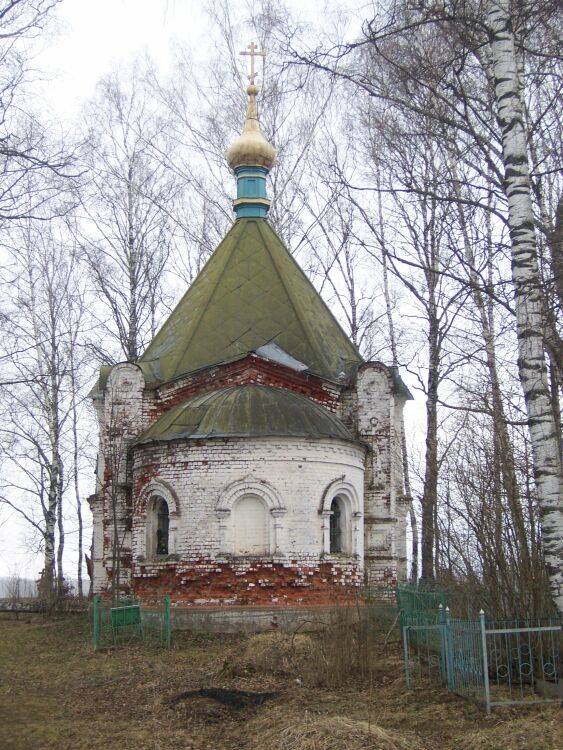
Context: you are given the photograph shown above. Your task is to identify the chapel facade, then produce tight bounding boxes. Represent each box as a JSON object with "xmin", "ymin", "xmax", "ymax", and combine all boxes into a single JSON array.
[{"xmin": 88, "ymin": 49, "xmax": 412, "ymax": 608}]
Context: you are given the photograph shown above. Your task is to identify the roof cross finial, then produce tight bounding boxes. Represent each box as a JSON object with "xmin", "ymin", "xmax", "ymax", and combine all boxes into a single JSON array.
[
  {"xmin": 240, "ymin": 41, "xmax": 266, "ymax": 86},
  {"xmin": 226, "ymin": 40, "xmax": 276, "ymax": 215}
]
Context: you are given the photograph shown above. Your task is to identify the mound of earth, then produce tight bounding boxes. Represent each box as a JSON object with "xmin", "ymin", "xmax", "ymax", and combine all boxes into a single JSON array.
[{"xmin": 226, "ymin": 631, "xmax": 316, "ymax": 676}]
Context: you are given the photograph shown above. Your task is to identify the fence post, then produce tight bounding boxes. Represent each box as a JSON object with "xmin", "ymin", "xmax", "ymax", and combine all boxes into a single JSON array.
[
  {"xmin": 402, "ymin": 625, "xmax": 412, "ymax": 689},
  {"xmin": 92, "ymin": 594, "xmax": 100, "ymax": 651},
  {"xmin": 164, "ymin": 595, "xmax": 171, "ymax": 649},
  {"xmin": 445, "ymin": 606, "xmax": 454, "ymax": 691},
  {"xmin": 438, "ymin": 604, "xmax": 446, "ymax": 684},
  {"xmin": 479, "ymin": 609, "xmax": 491, "ymax": 715}
]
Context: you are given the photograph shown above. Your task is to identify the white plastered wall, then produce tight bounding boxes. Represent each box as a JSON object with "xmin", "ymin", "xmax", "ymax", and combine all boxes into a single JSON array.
[{"xmin": 131, "ymin": 437, "xmax": 365, "ymax": 568}]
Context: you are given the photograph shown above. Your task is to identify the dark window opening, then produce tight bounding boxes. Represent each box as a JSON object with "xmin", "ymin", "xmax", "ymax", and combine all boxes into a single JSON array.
[
  {"xmin": 156, "ymin": 499, "xmax": 169, "ymax": 555},
  {"xmin": 329, "ymin": 497, "xmax": 342, "ymax": 553}
]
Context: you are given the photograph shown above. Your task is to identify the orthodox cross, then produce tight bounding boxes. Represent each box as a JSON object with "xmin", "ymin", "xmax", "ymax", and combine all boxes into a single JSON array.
[{"xmin": 240, "ymin": 42, "xmax": 266, "ymax": 86}]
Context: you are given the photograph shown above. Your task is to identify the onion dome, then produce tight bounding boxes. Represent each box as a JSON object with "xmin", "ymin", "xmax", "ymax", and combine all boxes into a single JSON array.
[
  {"xmin": 226, "ymin": 83, "xmax": 276, "ymax": 171},
  {"xmin": 226, "ymin": 44, "xmax": 276, "ymax": 219}
]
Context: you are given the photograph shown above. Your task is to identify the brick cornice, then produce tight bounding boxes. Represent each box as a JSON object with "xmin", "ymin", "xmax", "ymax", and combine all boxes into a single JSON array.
[{"xmin": 149, "ymin": 354, "xmax": 343, "ymax": 418}]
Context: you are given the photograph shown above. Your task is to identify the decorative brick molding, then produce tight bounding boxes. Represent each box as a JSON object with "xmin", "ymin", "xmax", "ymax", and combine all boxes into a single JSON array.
[{"xmin": 216, "ymin": 477, "xmax": 285, "ymax": 514}]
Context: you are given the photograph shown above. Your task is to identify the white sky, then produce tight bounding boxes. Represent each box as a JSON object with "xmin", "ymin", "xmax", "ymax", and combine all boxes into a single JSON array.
[
  {"xmin": 38, "ymin": 1, "xmax": 206, "ymax": 119},
  {"xmin": 0, "ymin": 0, "xmax": 423, "ymax": 582}
]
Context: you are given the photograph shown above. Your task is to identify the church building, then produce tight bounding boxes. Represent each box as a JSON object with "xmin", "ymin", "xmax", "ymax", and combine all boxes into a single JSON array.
[{"xmin": 89, "ymin": 46, "xmax": 412, "ymax": 613}]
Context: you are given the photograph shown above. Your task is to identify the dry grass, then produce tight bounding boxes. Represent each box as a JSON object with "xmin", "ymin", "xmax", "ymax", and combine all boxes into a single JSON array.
[
  {"xmin": 226, "ymin": 631, "xmax": 316, "ymax": 676},
  {"xmin": 228, "ymin": 604, "xmax": 404, "ymax": 689},
  {"xmin": 251, "ymin": 711, "xmax": 424, "ymax": 750},
  {"xmin": 0, "ymin": 613, "xmax": 560, "ymax": 750}
]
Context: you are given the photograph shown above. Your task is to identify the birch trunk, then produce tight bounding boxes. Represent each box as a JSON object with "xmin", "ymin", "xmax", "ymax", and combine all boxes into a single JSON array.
[
  {"xmin": 26, "ymin": 259, "xmax": 58, "ymax": 599},
  {"xmin": 127, "ymin": 163, "xmax": 139, "ymax": 362},
  {"xmin": 377, "ymin": 173, "xmax": 418, "ymax": 581},
  {"xmin": 69, "ymin": 347, "xmax": 83, "ymax": 598},
  {"xmin": 488, "ymin": 0, "xmax": 563, "ymax": 611},
  {"xmin": 46, "ymin": 272, "xmax": 65, "ymax": 598}
]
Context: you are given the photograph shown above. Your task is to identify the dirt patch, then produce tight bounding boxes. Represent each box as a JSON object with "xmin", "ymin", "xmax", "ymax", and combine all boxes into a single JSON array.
[{"xmin": 168, "ymin": 687, "xmax": 278, "ymax": 709}]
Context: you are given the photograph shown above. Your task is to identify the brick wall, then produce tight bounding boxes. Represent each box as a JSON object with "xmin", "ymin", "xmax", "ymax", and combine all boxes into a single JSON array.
[
  {"xmin": 129, "ymin": 437, "xmax": 365, "ymax": 605},
  {"xmin": 89, "ymin": 354, "xmax": 411, "ymax": 605},
  {"xmin": 149, "ymin": 354, "xmax": 341, "ymax": 417}
]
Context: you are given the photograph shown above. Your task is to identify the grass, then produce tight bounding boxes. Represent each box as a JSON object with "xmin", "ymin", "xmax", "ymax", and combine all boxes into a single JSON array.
[{"xmin": 0, "ymin": 612, "xmax": 560, "ymax": 750}]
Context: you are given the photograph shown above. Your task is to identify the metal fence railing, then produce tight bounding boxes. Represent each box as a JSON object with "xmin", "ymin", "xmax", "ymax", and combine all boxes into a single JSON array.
[
  {"xmin": 484, "ymin": 618, "xmax": 562, "ymax": 709},
  {"xmin": 400, "ymin": 595, "xmax": 561, "ymax": 714},
  {"xmin": 91, "ymin": 595, "xmax": 171, "ymax": 650},
  {"xmin": 396, "ymin": 583, "xmax": 447, "ymax": 623}
]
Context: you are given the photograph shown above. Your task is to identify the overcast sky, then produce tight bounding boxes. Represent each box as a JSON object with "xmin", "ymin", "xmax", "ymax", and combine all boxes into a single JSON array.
[
  {"xmin": 2, "ymin": 1, "xmax": 207, "ymax": 579},
  {"xmin": 37, "ymin": 1, "xmax": 205, "ymax": 119}
]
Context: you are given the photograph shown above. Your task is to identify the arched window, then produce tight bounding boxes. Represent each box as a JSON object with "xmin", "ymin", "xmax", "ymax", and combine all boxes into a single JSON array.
[
  {"xmin": 156, "ymin": 498, "xmax": 169, "ymax": 555},
  {"xmin": 330, "ymin": 497, "xmax": 343, "ymax": 553},
  {"xmin": 233, "ymin": 494, "xmax": 269, "ymax": 554},
  {"xmin": 329, "ymin": 495, "xmax": 352, "ymax": 555},
  {"xmin": 320, "ymin": 481, "xmax": 362, "ymax": 559},
  {"xmin": 146, "ymin": 496, "xmax": 170, "ymax": 557}
]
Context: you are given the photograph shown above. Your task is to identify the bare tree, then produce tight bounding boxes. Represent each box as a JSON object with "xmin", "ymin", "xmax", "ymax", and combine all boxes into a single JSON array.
[
  {"xmin": 78, "ymin": 63, "xmax": 179, "ymax": 363},
  {"xmin": 285, "ymin": 0, "xmax": 562, "ymax": 609},
  {"xmin": 0, "ymin": 217, "xmax": 86, "ymax": 600},
  {"xmin": 0, "ymin": 1, "xmax": 78, "ymax": 221},
  {"xmin": 150, "ymin": 0, "xmax": 337, "ymax": 271},
  {"xmin": 300, "ymin": 134, "xmax": 384, "ymax": 357}
]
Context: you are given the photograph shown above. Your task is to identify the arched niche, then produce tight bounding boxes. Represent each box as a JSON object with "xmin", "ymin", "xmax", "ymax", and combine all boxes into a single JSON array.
[
  {"xmin": 319, "ymin": 479, "xmax": 362, "ymax": 558},
  {"xmin": 233, "ymin": 494, "xmax": 269, "ymax": 554},
  {"xmin": 216, "ymin": 479, "xmax": 286, "ymax": 556},
  {"xmin": 137, "ymin": 480, "xmax": 180, "ymax": 559}
]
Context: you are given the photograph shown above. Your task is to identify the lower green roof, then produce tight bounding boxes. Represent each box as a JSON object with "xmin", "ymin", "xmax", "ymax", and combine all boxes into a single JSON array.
[{"xmin": 134, "ymin": 384, "xmax": 355, "ymax": 444}]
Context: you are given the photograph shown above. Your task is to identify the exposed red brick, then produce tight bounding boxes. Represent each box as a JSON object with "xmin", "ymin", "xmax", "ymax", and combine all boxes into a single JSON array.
[
  {"xmin": 131, "ymin": 558, "xmax": 362, "ymax": 606},
  {"xmin": 149, "ymin": 355, "xmax": 340, "ymax": 419}
]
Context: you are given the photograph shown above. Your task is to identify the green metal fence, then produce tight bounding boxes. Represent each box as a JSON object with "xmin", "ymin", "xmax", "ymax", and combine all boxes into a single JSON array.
[
  {"xmin": 396, "ymin": 583, "xmax": 447, "ymax": 624},
  {"xmin": 398, "ymin": 589, "xmax": 562, "ymax": 714},
  {"xmin": 396, "ymin": 583, "xmax": 447, "ymax": 665},
  {"xmin": 91, "ymin": 595, "xmax": 171, "ymax": 650},
  {"xmin": 484, "ymin": 617, "xmax": 562, "ymax": 709}
]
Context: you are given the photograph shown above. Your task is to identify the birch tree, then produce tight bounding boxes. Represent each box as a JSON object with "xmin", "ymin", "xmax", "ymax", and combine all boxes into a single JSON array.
[
  {"xmin": 79, "ymin": 64, "xmax": 179, "ymax": 363},
  {"xmin": 486, "ymin": 0, "xmax": 562, "ymax": 610},
  {"xmin": 285, "ymin": 0, "xmax": 562, "ymax": 609},
  {"xmin": 0, "ymin": 218, "xmax": 86, "ymax": 599}
]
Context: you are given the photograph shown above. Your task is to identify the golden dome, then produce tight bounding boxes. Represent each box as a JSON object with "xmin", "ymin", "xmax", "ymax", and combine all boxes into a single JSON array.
[{"xmin": 226, "ymin": 84, "xmax": 276, "ymax": 171}]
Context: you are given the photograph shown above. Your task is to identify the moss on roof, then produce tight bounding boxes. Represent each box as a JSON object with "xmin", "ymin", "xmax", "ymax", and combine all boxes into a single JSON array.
[
  {"xmin": 138, "ymin": 218, "xmax": 362, "ymax": 383},
  {"xmin": 134, "ymin": 384, "xmax": 355, "ymax": 444}
]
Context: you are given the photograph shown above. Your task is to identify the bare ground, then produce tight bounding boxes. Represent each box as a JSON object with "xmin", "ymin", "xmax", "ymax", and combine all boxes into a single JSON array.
[{"xmin": 0, "ymin": 614, "xmax": 560, "ymax": 750}]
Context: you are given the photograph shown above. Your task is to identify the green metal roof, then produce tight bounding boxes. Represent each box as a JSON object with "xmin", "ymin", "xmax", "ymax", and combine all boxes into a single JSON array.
[
  {"xmin": 134, "ymin": 384, "xmax": 355, "ymax": 444},
  {"xmin": 138, "ymin": 218, "xmax": 362, "ymax": 383}
]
